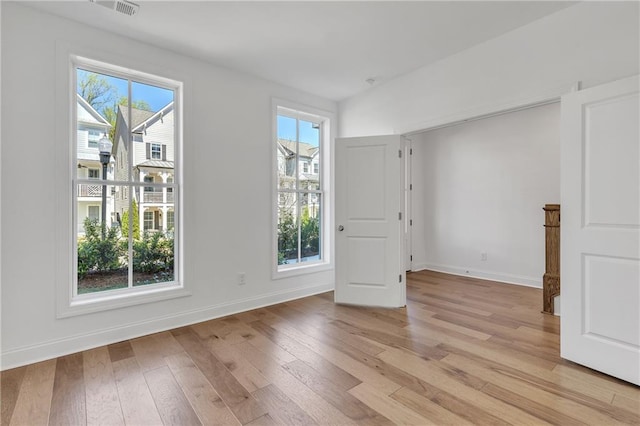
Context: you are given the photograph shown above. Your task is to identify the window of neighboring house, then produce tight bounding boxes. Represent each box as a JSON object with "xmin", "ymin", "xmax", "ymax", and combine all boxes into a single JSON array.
[
  {"xmin": 313, "ymin": 162, "xmax": 319, "ymax": 174},
  {"xmin": 87, "ymin": 129, "xmax": 102, "ymax": 148},
  {"xmin": 144, "ymin": 175, "xmax": 154, "ymax": 192},
  {"xmin": 167, "ymin": 176, "xmax": 174, "ymax": 202},
  {"xmin": 68, "ymin": 55, "xmax": 182, "ymax": 314},
  {"xmin": 150, "ymin": 143, "xmax": 162, "ymax": 160},
  {"xmin": 275, "ymin": 103, "xmax": 330, "ymax": 276},
  {"xmin": 167, "ymin": 210, "xmax": 175, "ymax": 230},
  {"xmin": 143, "ymin": 210, "xmax": 154, "ymax": 230},
  {"xmin": 88, "ymin": 205, "xmax": 100, "ymax": 222}
]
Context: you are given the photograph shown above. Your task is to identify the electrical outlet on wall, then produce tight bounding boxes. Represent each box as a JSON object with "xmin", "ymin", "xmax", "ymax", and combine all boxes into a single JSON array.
[
  {"xmin": 481, "ymin": 252, "xmax": 488, "ymax": 261},
  {"xmin": 238, "ymin": 272, "xmax": 246, "ymax": 285}
]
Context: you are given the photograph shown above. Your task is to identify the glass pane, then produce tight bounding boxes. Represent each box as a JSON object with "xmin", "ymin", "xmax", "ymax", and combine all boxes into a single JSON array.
[
  {"xmin": 131, "ymin": 81, "xmax": 175, "ymax": 172},
  {"xmin": 77, "ymin": 185, "xmax": 128, "ymax": 294},
  {"xmin": 77, "ymin": 68, "xmax": 127, "ymax": 182},
  {"xmin": 277, "ymin": 115, "xmax": 297, "ymax": 190},
  {"xmin": 301, "ymin": 193, "xmax": 321, "ymax": 262},
  {"xmin": 133, "ymin": 202, "xmax": 175, "ymax": 286},
  {"xmin": 278, "ymin": 192, "xmax": 299, "ymax": 266},
  {"xmin": 299, "ymin": 119, "xmax": 320, "ymax": 192}
]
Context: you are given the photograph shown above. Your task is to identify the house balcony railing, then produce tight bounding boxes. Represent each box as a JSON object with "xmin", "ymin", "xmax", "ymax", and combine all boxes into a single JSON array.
[
  {"xmin": 143, "ymin": 191, "xmax": 163, "ymax": 203},
  {"xmin": 141, "ymin": 190, "xmax": 174, "ymax": 204},
  {"xmin": 78, "ymin": 184, "xmax": 102, "ymax": 197}
]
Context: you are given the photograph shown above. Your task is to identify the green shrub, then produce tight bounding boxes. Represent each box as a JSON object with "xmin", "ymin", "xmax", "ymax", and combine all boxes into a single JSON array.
[
  {"xmin": 77, "ymin": 218, "xmax": 123, "ymax": 277},
  {"xmin": 277, "ymin": 208, "xmax": 297, "ymax": 262},
  {"xmin": 133, "ymin": 231, "xmax": 174, "ymax": 273}
]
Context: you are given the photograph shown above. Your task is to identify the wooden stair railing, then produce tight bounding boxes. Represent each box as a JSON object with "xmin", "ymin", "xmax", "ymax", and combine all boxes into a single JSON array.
[{"xmin": 543, "ymin": 204, "xmax": 560, "ymax": 314}]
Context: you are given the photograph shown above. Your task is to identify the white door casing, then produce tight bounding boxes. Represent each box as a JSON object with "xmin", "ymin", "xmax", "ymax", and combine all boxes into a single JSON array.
[
  {"xmin": 561, "ymin": 75, "xmax": 640, "ymax": 385},
  {"xmin": 335, "ymin": 135, "xmax": 406, "ymax": 307},
  {"xmin": 404, "ymin": 139, "xmax": 412, "ymax": 272}
]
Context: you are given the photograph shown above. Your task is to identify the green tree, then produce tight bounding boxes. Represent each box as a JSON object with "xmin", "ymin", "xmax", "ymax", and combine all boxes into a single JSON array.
[
  {"xmin": 300, "ymin": 207, "xmax": 319, "ymax": 257},
  {"xmin": 78, "ymin": 72, "xmax": 117, "ymax": 115},
  {"xmin": 78, "ymin": 73, "xmax": 153, "ymax": 140},
  {"xmin": 121, "ymin": 200, "xmax": 140, "ymax": 240}
]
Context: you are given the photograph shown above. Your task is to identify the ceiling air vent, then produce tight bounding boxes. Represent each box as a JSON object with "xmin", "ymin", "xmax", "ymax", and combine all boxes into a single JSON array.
[{"xmin": 89, "ymin": 0, "xmax": 139, "ymax": 17}]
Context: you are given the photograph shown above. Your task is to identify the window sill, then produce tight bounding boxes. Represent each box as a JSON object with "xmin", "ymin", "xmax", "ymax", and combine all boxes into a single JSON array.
[
  {"xmin": 57, "ymin": 282, "xmax": 190, "ymax": 318},
  {"xmin": 273, "ymin": 261, "xmax": 333, "ymax": 280}
]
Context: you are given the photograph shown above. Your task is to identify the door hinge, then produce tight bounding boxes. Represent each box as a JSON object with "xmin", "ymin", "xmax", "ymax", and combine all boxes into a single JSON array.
[
  {"xmin": 399, "ymin": 274, "xmax": 402, "ymax": 283},
  {"xmin": 399, "ymin": 212, "xmax": 402, "ymax": 220},
  {"xmin": 409, "ymin": 184, "xmax": 413, "ymax": 190},
  {"xmin": 410, "ymin": 219, "xmax": 413, "ymax": 226},
  {"xmin": 410, "ymin": 255, "xmax": 413, "ymax": 261},
  {"xmin": 398, "ymin": 149, "xmax": 402, "ymax": 158},
  {"xmin": 410, "ymin": 148, "xmax": 413, "ymax": 155}
]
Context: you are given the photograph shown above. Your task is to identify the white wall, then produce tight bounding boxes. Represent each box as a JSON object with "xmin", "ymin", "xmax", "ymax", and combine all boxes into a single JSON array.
[
  {"xmin": 411, "ymin": 103, "xmax": 560, "ymax": 287},
  {"xmin": 339, "ymin": 2, "xmax": 639, "ymax": 137},
  {"xmin": 0, "ymin": 3, "xmax": 336, "ymax": 368}
]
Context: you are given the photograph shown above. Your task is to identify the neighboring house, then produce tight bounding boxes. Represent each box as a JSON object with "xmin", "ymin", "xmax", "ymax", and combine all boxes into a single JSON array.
[
  {"xmin": 76, "ymin": 94, "xmax": 113, "ymax": 235},
  {"xmin": 277, "ymin": 138, "xmax": 320, "ymax": 218},
  {"xmin": 113, "ymin": 102, "xmax": 175, "ymax": 234}
]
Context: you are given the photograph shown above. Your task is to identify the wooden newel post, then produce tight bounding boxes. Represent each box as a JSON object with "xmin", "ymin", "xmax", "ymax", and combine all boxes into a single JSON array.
[{"xmin": 542, "ymin": 204, "xmax": 560, "ymax": 314}]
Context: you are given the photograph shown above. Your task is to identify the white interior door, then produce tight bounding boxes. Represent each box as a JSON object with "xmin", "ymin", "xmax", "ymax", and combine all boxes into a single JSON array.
[
  {"xmin": 561, "ymin": 75, "xmax": 640, "ymax": 385},
  {"xmin": 335, "ymin": 135, "xmax": 406, "ymax": 307}
]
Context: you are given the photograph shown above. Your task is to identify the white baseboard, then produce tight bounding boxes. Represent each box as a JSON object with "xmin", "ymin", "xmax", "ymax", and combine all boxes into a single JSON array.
[
  {"xmin": 1, "ymin": 283, "xmax": 334, "ymax": 371},
  {"xmin": 412, "ymin": 263, "xmax": 542, "ymax": 288}
]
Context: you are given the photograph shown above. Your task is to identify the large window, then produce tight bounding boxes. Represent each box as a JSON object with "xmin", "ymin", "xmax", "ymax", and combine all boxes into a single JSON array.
[
  {"xmin": 74, "ymin": 57, "xmax": 180, "ymax": 297},
  {"xmin": 275, "ymin": 105, "xmax": 328, "ymax": 272}
]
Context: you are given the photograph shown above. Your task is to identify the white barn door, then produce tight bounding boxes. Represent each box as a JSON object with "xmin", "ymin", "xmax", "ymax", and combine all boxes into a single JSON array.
[
  {"xmin": 561, "ymin": 75, "xmax": 640, "ymax": 385},
  {"xmin": 335, "ymin": 135, "xmax": 406, "ymax": 307}
]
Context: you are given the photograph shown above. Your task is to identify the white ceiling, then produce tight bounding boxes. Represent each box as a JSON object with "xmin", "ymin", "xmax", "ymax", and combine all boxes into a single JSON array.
[{"xmin": 27, "ymin": 1, "xmax": 575, "ymax": 101}]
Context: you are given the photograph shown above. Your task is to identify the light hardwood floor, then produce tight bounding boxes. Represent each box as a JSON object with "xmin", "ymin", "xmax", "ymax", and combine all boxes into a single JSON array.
[{"xmin": 2, "ymin": 270, "xmax": 639, "ymax": 425}]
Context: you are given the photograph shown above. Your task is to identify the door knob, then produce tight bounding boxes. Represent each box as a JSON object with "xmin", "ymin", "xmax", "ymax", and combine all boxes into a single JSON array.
[{"xmin": 338, "ymin": 225, "xmax": 344, "ymax": 231}]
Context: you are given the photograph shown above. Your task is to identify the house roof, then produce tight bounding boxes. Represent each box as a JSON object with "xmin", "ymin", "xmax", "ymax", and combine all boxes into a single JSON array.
[
  {"xmin": 137, "ymin": 160, "xmax": 175, "ymax": 169},
  {"xmin": 132, "ymin": 102, "xmax": 174, "ymax": 133},
  {"xmin": 118, "ymin": 104, "xmax": 156, "ymax": 131},
  {"xmin": 278, "ymin": 139, "xmax": 319, "ymax": 159},
  {"xmin": 77, "ymin": 94, "xmax": 111, "ymax": 127}
]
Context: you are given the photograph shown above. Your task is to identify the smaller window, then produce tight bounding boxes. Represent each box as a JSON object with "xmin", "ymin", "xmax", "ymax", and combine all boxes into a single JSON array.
[
  {"xmin": 313, "ymin": 163, "xmax": 319, "ymax": 174},
  {"xmin": 88, "ymin": 205, "xmax": 100, "ymax": 222},
  {"xmin": 167, "ymin": 210, "xmax": 175, "ymax": 230},
  {"xmin": 88, "ymin": 169, "xmax": 100, "ymax": 179},
  {"xmin": 151, "ymin": 143, "xmax": 161, "ymax": 159},
  {"xmin": 144, "ymin": 175, "xmax": 154, "ymax": 192},
  {"xmin": 303, "ymin": 162, "xmax": 309, "ymax": 173},
  {"xmin": 143, "ymin": 211, "xmax": 154, "ymax": 230},
  {"xmin": 87, "ymin": 129, "xmax": 102, "ymax": 148}
]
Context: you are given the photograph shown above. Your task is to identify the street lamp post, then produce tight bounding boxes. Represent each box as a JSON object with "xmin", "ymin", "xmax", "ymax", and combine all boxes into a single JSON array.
[{"xmin": 98, "ymin": 135, "xmax": 113, "ymax": 237}]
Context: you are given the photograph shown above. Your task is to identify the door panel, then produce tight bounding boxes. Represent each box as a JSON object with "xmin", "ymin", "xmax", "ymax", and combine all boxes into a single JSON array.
[
  {"xmin": 335, "ymin": 135, "xmax": 405, "ymax": 307},
  {"xmin": 561, "ymin": 75, "xmax": 640, "ymax": 385}
]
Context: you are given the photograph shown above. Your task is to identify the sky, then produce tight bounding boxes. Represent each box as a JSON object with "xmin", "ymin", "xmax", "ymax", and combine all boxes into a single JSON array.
[
  {"xmin": 277, "ymin": 115, "xmax": 319, "ymax": 146},
  {"xmin": 77, "ymin": 69, "xmax": 174, "ymax": 113},
  {"xmin": 78, "ymin": 68, "xmax": 318, "ymax": 145}
]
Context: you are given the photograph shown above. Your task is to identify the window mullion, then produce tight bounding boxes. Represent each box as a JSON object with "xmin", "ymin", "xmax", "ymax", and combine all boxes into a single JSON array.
[
  {"xmin": 127, "ymin": 79, "xmax": 133, "ymax": 289},
  {"xmin": 296, "ymin": 117, "xmax": 301, "ymax": 263}
]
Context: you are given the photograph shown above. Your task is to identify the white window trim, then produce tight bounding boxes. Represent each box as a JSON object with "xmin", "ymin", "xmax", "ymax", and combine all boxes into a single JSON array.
[
  {"xmin": 55, "ymin": 43, "xmax": 188, "ymax": 318},
  {"xmin": 271, "ymin": 98, "xmax": 335, "ymax": 280},
  {"xmin": 151, "ymin": 143, "xmax": 162, "ymax": 159}
]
